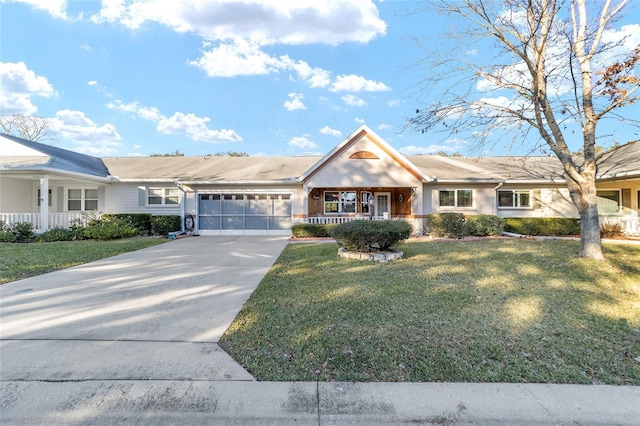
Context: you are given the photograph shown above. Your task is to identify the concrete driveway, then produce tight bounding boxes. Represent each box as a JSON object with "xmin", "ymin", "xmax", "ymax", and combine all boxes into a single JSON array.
[{"xmin": 0, "ymin": 236, "xmax": 288, "ymax": 385}]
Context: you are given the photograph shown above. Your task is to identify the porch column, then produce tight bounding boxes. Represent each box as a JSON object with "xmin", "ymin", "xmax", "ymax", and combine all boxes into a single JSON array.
[{"xmin": 40, "ymin": 176, "xmax": 49, "ymax": 231}]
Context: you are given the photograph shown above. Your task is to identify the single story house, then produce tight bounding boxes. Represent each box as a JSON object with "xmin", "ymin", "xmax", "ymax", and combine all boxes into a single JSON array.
[{"xmin": 1, "ymin": 125, "xmax": 638, "ymax": 235}]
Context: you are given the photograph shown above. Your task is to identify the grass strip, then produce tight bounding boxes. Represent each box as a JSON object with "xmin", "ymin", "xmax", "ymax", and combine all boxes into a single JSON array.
[{"xmin": 0, "ymin": 238, "xmax": 166, "ymax": 284}]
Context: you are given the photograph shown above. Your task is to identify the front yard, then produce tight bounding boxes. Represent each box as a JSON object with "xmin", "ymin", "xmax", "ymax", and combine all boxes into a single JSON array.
[
  {"xmin": 219, "ymin": 239, "xmax": 640, "ymax": 384},
  {"xmin": 0, "ymin": 238, "xmax": 166, "ymax": 284}
]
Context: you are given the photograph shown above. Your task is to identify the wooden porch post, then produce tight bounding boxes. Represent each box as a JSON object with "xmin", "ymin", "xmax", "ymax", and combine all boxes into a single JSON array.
[{"xmin": 40, "ymin": 176, "xmax": 49, "ymax": 231}]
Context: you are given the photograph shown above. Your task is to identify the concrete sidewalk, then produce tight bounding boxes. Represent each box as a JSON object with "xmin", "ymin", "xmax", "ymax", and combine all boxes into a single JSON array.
[{"xmin": 1, "ymin": 236, "xmax": 639, "ymax": 425}]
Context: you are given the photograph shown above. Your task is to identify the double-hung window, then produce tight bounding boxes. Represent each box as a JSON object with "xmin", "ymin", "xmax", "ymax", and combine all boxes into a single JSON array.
[
  {"xmin": 596, "ymin": 190, "xmax": 620, "ymax": 214},
  {"xmin": 498, "ymin": 190, "xmax": 531, "ymax": 208},
  {"xmin": 148, "ymin": 187, "xmax": 180, "ymax": 206},
  {"xmin": 67, "ymin": 189, "xmax": 98, "ymax": 211},
  {"xmin": 439, "ymin": 189, "xmax": 473, "ymax": 208},
  {"xmin": 324, "ymin": 191, "xmax": 356, "ymax": 214}
]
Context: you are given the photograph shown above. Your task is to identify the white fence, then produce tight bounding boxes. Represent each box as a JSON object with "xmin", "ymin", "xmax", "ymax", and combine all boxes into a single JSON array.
[
  {"xmin": 600, "ymin": 211, "xmax": 639, "ymax": 235},
  {"xmin": 0, "ymin": 213, "xmax": 86, "ymax": 232}
]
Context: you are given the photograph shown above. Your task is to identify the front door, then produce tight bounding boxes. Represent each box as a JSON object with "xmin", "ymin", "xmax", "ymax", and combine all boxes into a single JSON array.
[{"xmin": 374, "ymin": 192, "xmax": 391, "ymax": 219}]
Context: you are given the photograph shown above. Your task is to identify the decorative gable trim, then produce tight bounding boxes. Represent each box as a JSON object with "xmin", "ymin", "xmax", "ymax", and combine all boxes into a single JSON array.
[
  {"xmin": 349, "ymin": 150, "xmax": 379, "ymax": 159},
  {"xmin": 299, "ymin": 125, "xmax": 430, "ymax": 183}
]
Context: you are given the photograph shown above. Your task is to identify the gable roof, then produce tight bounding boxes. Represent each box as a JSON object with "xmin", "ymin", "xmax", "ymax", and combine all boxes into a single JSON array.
[
  {"xmin": 299, "ymin": 125, "xmax": 432, "ymax": 183},
  {"xmin": 0, "ymin": 133, "xmax": 111, "ymax": 180}
]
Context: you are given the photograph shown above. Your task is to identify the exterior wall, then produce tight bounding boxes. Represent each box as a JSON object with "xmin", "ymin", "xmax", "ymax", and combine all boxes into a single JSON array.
[
  {"xmin": 0, "ymin": 177, "xmax": 33, "ymax": 213},
  {"xmin": 105, "ymin": 182, "xmax": 181, "ymax": 216},
  {"xmin": 422, "ymin": 182, "xmax": 579, "ymax": 219},
  {"xmin": 305, "ymin": 135, "xmax": 422, "ymax": 189},
  {"xmin": 496, "ymin": 185, "xmax": 578, "ymax": 219}
]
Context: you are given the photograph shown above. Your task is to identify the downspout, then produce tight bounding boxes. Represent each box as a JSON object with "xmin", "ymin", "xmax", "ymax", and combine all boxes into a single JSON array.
[{"xmin": 493, "ymin": 181, "xmax": 505, "ymax": 216}]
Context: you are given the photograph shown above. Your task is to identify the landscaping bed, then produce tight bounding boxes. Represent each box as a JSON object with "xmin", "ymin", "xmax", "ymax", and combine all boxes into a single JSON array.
[{"xmin": 219, "ymin": 239, "xmax": 640, "ymax": 384}]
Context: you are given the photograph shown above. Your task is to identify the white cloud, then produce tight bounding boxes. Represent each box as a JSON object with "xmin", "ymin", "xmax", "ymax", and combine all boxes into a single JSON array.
[
  {"xmin": 288, "ymin": 136, "xmax": 317, "ymax": 149},
  {"xmin": 377, "ymin": 123, "xmax": 392, "ymax": 130},
  {"xmin": 320, "ymin": 125, "xmax": 342, "ymax": 137},
  {"xmin": 107, "ymin": 99, "xmax": 162, "ymax": 121},
  {"xmin": 6, "ymin": 0, "xmax": 71, "ymax": 20},
  {"xmin": 341, "ymin": 94, "xmax": 367, "ymax": 107},
  {"xmin": 49, "ymin": 109, "xmax": 122, "ymax": 156},
  {"xmin": 91, "ymin": 0, "xmax": 386, "ymax": 45},
  {"xmin": 283, "ymin": 92, "xmax": 306, "ymax": 111},
  {"xmin": 190, "ymin": 39, "xmax": 280, "ymax": 78},
  {"xmin": 387, "ymin": 99, "xmax": 402, "ymax": 108},
  {"xmin": 330, "ymin": 74, "xmax": 390, "ymax": 92},
  {"xmin": 87, "ymin": 80, "xmax": 98, "ymax": 86},
  {"xmin": 354, "ymin": 117, "xmax": 365, "ymax": 124},
  {"xmin": 400, "ymin": 138, "xmax": 467, "ymax": 156},
  {"xmin": 157, "ymin": 112, "xmax": 242, "ymax": 143},
  {"xmin": 466, "ymin": 49, "xmax": 478, "ymax": 56},
  {"xmin": 0, "ymin": 61, "xmax": 55, "ymax": 115}
]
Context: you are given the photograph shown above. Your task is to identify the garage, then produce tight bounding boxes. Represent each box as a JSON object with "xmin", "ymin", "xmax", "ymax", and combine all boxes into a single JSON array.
[{"xmin": 198, "ymin": 193, "xmax": 292, "ymax": 235}]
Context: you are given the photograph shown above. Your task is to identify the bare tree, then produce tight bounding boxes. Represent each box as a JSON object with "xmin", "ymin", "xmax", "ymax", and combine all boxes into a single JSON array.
[
  {"xmin": 0, "ymin": 114, "xmax": 52, "ymax": 142},
  {"xmin": 409, "ymin": 0, "xmax": 639, "ymax": 260}
]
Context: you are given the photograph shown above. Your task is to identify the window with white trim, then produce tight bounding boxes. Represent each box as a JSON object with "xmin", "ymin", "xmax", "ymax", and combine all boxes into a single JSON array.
[
  {"xmin": 67, "ymin": 189, "xmax": 98, "ymax": 211},
  {"xmin": 324, "ymin": 191, "xmax": 356, "ymax": 213},
  {"xmin": 439, "ymin": 189, "xmax": 473, "ymax": 208},
  {"xmin": 498, "ymin": 190, "xmax": 531, "ymax": 208},
  {"xmin": 148, "ymin": 187, "xmax": 180, "ymax": 206}
]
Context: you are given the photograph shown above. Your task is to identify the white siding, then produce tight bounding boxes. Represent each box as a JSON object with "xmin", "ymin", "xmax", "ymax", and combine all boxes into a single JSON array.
[
  {"xmin": 0, "ymin": 177, "xmax": 32, "ymax": 213},
  {"xmin": 104, "ymin": 183, "xmax": 182, "ymax": 215}
]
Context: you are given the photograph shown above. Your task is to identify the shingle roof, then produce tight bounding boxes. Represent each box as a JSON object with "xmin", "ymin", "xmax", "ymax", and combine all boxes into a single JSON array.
[
  {"xmin": 102, "ymin": 155, "xmax": 320, "ymax": 182},
  {"xmin": 0, "ymin": 134, "xmax": 111, "ymax": 178},
  {"xmin": 596, "ymin": 141, "xmax": 640, "ymax": 180}
]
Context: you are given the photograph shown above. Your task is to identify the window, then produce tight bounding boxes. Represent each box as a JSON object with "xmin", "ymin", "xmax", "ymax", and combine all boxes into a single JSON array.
[
  {"xmin": 148, "ymin": 187, "xmax": 180, "ymax": 206},
  {"xmin": 361, "ymin": 191, "xmax": 372, "ymax": 214},
  {"xmin": 68, "ymin": 189, "xmax": 98, "ymax": 211},
  {"xmin": 498, "ymin": 190, "xmax": 531, "ymax": 208},
  {"xmin": 324, "ymin": 191, "xmax": 356, "ymax": 214},
  {"xmin": 596, "ymin": 190, "xmax": 620, "ymax": 214},
  {"xmin": 439, "ymin": 190, "xmax": 474, "ymax": 208},
  {"xmin": 37, "ymin": 188, "xmax": 52, "ymax": 207}
]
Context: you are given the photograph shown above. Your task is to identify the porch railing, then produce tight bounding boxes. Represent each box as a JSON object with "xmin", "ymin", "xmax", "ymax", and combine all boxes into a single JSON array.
[
  {"xmin": 600, "ymin": 210, "xmax": 639, "ymax": 235},
  {"xmin": 301, "ymin": 215, "xmax": 383, "ymax": 225},
  {"xmin": 0, "ymin": 213, "xmax": 87, "ymax": 232}
]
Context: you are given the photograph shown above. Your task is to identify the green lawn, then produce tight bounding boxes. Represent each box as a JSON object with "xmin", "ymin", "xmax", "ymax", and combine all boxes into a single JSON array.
[
  {"xmin": 219, "ymin": 239, "xmax": 640, "ymax": 384},
  {"xmin": 0, "ymin": 238, "xmax": 166, "ymax": 284}
]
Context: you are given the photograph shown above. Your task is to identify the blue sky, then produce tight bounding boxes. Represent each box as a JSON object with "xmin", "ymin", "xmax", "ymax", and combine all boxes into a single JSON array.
[{"xmin": 1, "ymin": 0, "xmax": 638, "ymax": 158}]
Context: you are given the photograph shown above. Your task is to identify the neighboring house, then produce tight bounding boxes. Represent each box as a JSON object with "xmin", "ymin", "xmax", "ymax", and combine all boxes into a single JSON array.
[{"xmin": 1, "ymin": 125, "xmax": 638, "ymax": 235}]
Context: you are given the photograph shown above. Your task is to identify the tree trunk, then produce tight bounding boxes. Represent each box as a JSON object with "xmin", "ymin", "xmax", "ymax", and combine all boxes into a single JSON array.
[{"xmin": 568, "ymin": 177, "xmax": 605, "ymax": 260}]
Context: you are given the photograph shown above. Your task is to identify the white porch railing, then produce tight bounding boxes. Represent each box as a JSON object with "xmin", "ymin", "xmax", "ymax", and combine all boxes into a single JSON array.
[
  {"xmin": 301, "ymin": 216, "xmax": 377, "ymax": 224},
  {"xmin": 0, "ymin": 213, "xmax": 87, "ymax": 232},
  {"xmin": 600, "ymin": 210, "xmax": 639, "ymax": 235}
]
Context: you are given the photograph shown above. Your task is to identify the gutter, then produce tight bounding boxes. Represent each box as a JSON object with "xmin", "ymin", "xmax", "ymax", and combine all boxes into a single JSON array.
[
  {"xmin": 0, "ymin": 166, "xmax": 116, "ymax": 183},
  {"xmin": 493, "ymin": 180, "xmax": 505, "ymax": 216}
]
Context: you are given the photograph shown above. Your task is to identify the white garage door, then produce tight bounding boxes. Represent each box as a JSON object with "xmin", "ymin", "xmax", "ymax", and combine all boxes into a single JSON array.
[{"xmin": 198, "ymin": 193, "xmax": 292, "ymax": 235}]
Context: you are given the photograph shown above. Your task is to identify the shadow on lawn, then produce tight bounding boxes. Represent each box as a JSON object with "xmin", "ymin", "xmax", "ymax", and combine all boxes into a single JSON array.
[{"xmin": 220, "ymin": 240, "xmax": 640, "ymax": 384}]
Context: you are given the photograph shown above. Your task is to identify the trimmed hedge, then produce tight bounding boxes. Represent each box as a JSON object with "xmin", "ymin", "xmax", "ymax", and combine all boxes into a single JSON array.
[
  {"xmin": 83, "ymin": 216, "xmax": 138, "ymax": 240},
  {"xmin": 466, "ymin": 214, "xmax": 505, "ymax": 236},
  {"xmin": 504, "ymin": 218, "xmax": 581, "ymax": 236},
  {"xmin": 151, "ymin": 215, "xmax": 181, "ymax": 236},
  {"xmin": 291, "ymin": 223, "xmax": 335, "ymax": 238},
  {"xmin": 36, "ymin": 227, "xmax": 79, "ymax": 242},
  {"xmin": 330, "ymin": 220, "xmax": 412, "ymax": 252},
  {"xmin": 424, "ymin": 213, "xmax": 467, "ymax": 238}
]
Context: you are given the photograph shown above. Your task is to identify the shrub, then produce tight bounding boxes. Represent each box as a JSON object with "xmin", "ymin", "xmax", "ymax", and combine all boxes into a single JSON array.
[
  {"xmin": 0, "ymin": 230, "xmax": 16, "ymax": 243},
  {"xmin": 151, "ymin": 215, "xmax": 181, "ymax": 236},
  {"xmin": 504, "ymin": 218, "xmax": 581, "ymax": 236},
  {"xmin": 83, "ymin": 216, "xmax": 137, "ymax": 240},
  {"xmin": 424, "ymin": 213, "xmax": 467, "ymax": 238},
  {"xmin": 600, "ymin": 220, "xmax": 624, "ymax": 239},
  {"xmin": 466, "ymin": 214, "xmax": 505, "ymax": 236},
  {"xmin": 103, "ymin": 213, "xmax": 152, "ymax": 236},
  {"xmin": 36, "ymin": 227, "xmax": 78, "ymax": 242},
  {"xmin": 291, "ymin": 223, "xmax": 335, "ymax": 238},
  {"xmin": 11, "ymin": 222, "xmax": 34, "ymax": 242},
  {"xmin": 330, "ymin": 220, "xmax": 412, "ymax": 252}
]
